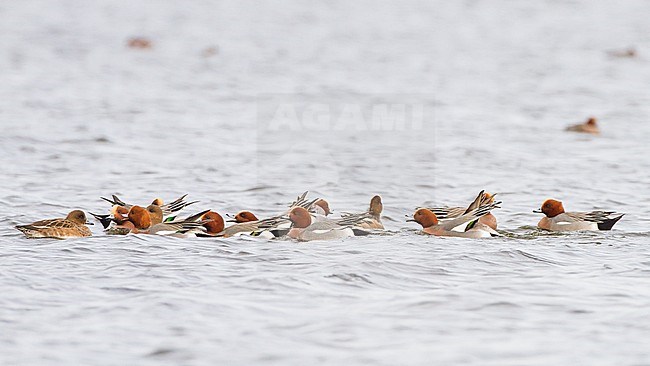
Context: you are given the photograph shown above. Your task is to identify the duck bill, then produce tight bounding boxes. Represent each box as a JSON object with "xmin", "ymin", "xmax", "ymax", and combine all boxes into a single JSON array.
[
  {"xmin": 85, "ymin": 221, "xmax": 95, "ymax": 225},
  {"xmin": 532, "ymin": 208, "xmax": 542, "ymax": 213},
  {"xmin": 406, "ymin": 219, "xmax": 416, "ymax": 222}
]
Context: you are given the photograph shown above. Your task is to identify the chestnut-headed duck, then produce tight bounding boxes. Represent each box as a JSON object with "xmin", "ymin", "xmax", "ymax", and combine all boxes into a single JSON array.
[
  {"xmin": 534, "ymin": 199, "xmax": 624, "ymax": 231},
  {"xmin": 310, "ymin": 199, "xmax": 332, "ymax": 216},
  {"xmin": 196, "ymin": 211, "xmax": 226, "ymax": 236},
  {"xmin": 166, "ymin": 210, "xmax": 225, "ymax": 238},
  {"xmin": 219, "ymin": 211, "xmax": 265, "ymax": 237},
  {"xmin": 126, "ymin": 205, "xmax": 152, "ymax": 233},
  {"xmin": 16, "ymin": 210, "xmax": 93, "ymax": 239},
  {"xmin": 288, "ymin": 207, "xmax": 353, "ymax": 241},
  {"xmin": 287, "ymin": 207, "xmax": 367, "ymax": 241},
  {"xmin": 93, "ymin": 205, "xmax": 146, "ymax": 235},
  {"xmin": 565, "ymin": 117, "xmax": 600, "ymax": 135},
  {"xmin": 410, "ymin": 191, "xmax": 500, "ymax": 238},
  {"xmin": 228, "ymin": 211, "xmax": 259, "ymax": 223},
  {"xmin": 336, "ymin": 195, "xmax": 384, "ymax": 229},
  {"xmin": 426, "ymin": 191, "xmax": 500, "ymax": 235}
]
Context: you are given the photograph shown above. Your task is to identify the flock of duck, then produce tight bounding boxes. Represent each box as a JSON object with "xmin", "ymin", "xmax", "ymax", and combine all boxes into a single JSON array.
[
  {"xmin": 13, "ymin": 117, "xmax": 621, "ymax": 240},
  {"xmin": 15, "ymin": 189, "xmax": 624, "ymax": 241}
]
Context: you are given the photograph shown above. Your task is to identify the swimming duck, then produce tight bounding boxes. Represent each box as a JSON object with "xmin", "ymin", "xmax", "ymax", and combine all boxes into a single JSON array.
[
  {"xmin": 287, "ymin": 207, "xmax": 366, "ymax": 241},
  {"xmin": 336, "ymin": 195, "xmax": 384, "ymax": 229},
  {"xmin": 410, "ymin": 191, "xmax": 500, "ymax": 238},
  {"xmin": 534, "ymin": 199, "xmax": 624, "ymax": 231},
  {"xmin": 565, "ymin": 117, "xmax": 600, "ymax": 135},
  {"xmin": 16, "ymin": 210, "xmax": 93, "ymax": 239}
]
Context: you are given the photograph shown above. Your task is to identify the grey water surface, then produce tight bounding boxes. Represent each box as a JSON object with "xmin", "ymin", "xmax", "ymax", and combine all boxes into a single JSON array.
[{"xmin": 2, "ymin": 1, "xmax": 650, "ymax": 365}]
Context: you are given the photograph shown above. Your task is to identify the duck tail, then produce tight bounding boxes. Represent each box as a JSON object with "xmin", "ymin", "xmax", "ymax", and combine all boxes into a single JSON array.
[
  {"xmin": 352, "ymin": 228, "xmax": 372, "ymax": 236},
  {"xmin": 597, "ymin": 214, "xmax": 624, "ymax": 231},
  {"xmin": 268, "ymin": 228, "xmax": 290, "ymax": 238},
  {"xmin": 89, "ymin": 212, "xmax": 113, "ymax": 229}
]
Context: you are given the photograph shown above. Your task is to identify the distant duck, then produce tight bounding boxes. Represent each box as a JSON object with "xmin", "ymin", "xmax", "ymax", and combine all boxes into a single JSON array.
[
  {"xmin": 127, "ymin": 37, "xmax": 152, "ymax": 49},
  {"xmin": 16, "ymin": 210, "xmax": 92, "ymax": 239},
  {"xmin": 607, "ymin": 47, "xmax": 637, "ymax": 58},
  {"xmin": 565, "ymin": 117, "xmax": 600, "ymax": 135}
]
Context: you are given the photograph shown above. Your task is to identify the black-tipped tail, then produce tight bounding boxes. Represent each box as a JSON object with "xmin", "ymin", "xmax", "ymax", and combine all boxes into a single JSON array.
[
  {"xmin": 597, "ymin": 214, "xmax": 624, "ymax": 231},
  {"xmin": 89, "ymin": 212, "xmax": 113, "ymax": 229},
  {"xmin": 268, "ymin": 229, "xmax": 290, "ymax": 238},
  {"xmin": 352, "ymin": 228, "xmax": 372, "ymax": 236}
]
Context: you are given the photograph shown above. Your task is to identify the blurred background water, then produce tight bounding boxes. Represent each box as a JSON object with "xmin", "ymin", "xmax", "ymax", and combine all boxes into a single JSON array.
[{"xmin": 1, "ymin": 0, "xmax": 650, "ymax": 365}]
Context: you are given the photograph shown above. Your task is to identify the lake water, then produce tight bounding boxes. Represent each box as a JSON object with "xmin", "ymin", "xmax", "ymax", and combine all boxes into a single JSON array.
[{"xmin": 2, "ymin": 0, "xmax": 650, "ymax": 365}]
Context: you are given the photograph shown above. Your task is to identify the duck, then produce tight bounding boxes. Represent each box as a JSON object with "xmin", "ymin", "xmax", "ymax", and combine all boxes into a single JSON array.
[
  {"xmin": 122, "ymin": 205, "xmax": 151, "ymax": 234},
  {"xmin": 220, "ymin": 213, "xmax": 288, "ymax": 238},
  {"xmin": 335, "ymin": 195, "xmax": 384, "ymax": 229},
  {"xmin": 193, "ymin": 211, "xmax": 226, "ymax": 237},
  {"xmin": 287, "ymin": 207, "xmax": 362, "ymax": 241},
  {"xmin": 135, "ymin": 205, "xmax": 209, "ymax": 235},
  {"xmin": 607, "ymin": 47, "xmax": 637, "ymax": 58},
  {"xmin": 409, "ymin": 191, "xmax": 500, "ymax": 238},
  {"xmin": 425, "ymin": 191, "xmax": 500, "ymax": 235},
  {"xmin": 127, "ymin": 37, "xmax": 152, "ymax": 49},
  {"xmin": 534, "ymin": 199, "xmax": 624, "ymax": 231},
  {"xmin": 565, "ymin": 117, "xmax": 600, "ymax": 135},
  {"xmin": 310, "ymin": 199, "xmax": 332, "ymax": 216},
  {"xmin": 16, "ymin": 210, "xmax": 93, "ymax": 239},
  {"xmin": 102, "ymin": 205, "xmax": 199, "ymax": 236},
  {"xmin": 228, "ymin": 211, "xmax": 259, "ymax": 223}
]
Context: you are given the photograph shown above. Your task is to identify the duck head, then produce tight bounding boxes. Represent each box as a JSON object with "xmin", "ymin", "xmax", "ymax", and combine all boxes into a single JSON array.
[
  {"xmin": 534, "ymin": 199, "xmax": 565, "ymax": 218},
  {"xmin": 231, "ymin": 211, "xmax": 258, "ymax": 223},
  {"xmin": 409, "ymin": 208, "xmax": 438, "ymax": 228},
  {"xmin": 146, "ymin": 204, "xmax": 164, "ymax": 225},
  {"xmin": 289, "ymin": 207, "xmax": 312, "ymax": 229},
  {"xmin": 369, "ymin": 195, "xmax": 383, "ymax": 216},
  {"xmin": 66, "ymin": 210, "xmax": 91, "ymax": 225},
  {"xmin": 312, "ymin": 199, "xmax": 332, "ymax": 216},
  {"xmin": 201, "ymin": 211, "xmax": 225, "ymax": 234},
  {"xmin": 128, "ymin": 205, "xmax": 152, "ymax": 229}
]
